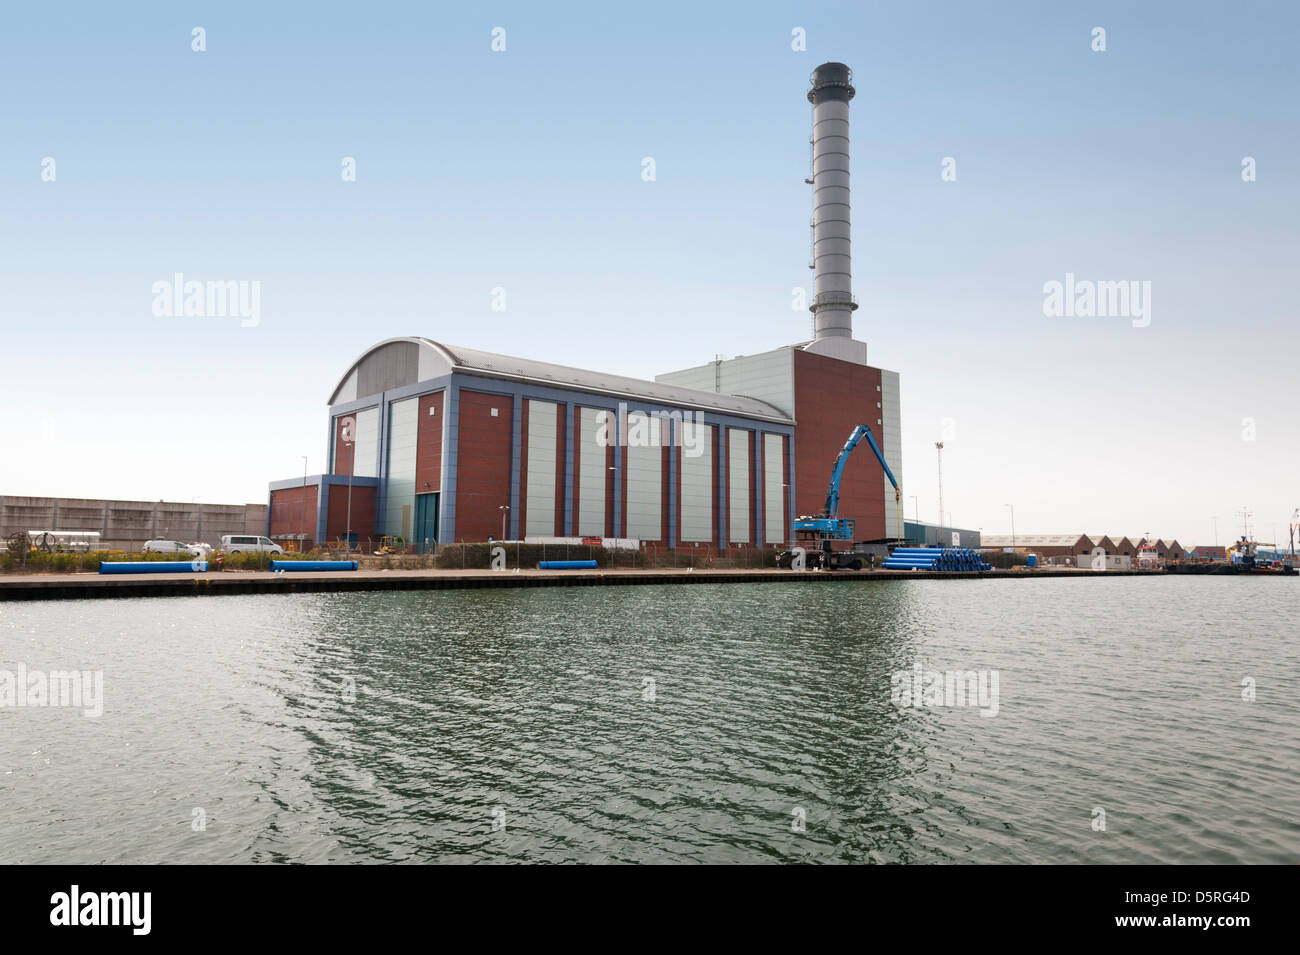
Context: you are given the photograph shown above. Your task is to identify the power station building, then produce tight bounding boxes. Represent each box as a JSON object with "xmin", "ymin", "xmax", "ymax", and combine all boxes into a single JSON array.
[{"xmin": 267, "ymin": 63, "xmax": 904, "ymax": 552}]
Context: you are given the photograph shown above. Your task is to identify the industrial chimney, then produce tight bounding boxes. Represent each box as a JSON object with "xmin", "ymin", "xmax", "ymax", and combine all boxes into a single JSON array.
[{"xmin": 805, "ymin": 62, "xmax": 866, "ymax": 363}]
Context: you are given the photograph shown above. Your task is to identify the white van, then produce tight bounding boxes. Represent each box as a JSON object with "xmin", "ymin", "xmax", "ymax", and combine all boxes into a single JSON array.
[
  {"xmin": 143, "ymin": 540, "xmax": 189, "ymax": 554},
  {"xmin": 145, "ymin": 540, "xmax": 213, "ymax": 558},
  {"xmin": 220, "ymin": 535, "xmax": 284, "ymax": 556}
]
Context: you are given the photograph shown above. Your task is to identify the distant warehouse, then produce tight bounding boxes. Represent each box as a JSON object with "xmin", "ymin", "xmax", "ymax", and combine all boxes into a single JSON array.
[
  {"xmin": 981, "ymin": 534, "xmax": 1185, "ymax": 564},
  {"xmin": 0, "ymin": 495, "xmax": 266, "ymax": 551}
]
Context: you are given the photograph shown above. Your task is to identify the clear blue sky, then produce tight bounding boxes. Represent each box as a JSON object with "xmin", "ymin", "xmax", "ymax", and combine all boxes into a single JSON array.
[{"xmin": 2, "ymin": 1, "xmax": 1297, "ymax": 546}]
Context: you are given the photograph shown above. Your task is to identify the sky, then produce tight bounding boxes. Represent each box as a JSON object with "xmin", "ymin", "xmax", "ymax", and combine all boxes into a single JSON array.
[{"xmin": 2, "ymin": 1, "xmax": 1297, "ymax": 547}]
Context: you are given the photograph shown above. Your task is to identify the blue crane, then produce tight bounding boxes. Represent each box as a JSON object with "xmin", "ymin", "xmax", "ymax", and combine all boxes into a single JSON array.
[{"xmin": 794, "ymin": 423, "xmax": 902, "ymax": 541}]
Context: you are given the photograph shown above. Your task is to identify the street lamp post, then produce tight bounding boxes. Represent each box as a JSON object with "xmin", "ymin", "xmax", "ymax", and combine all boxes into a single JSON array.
[
  {"xmin": 1004, "ymin": 503, "xmax": 1015, "ymax": 549},
  {"xmin": 608, "ymin": 465, "xmax": 618, "ymax": 566},
  {"xmin": 300, "ymin": 456, "xmax": 308, "ymax": 555},
  {"xmin": 344, "ymin": 441, "xmax": 354, "ymax": 553},
  {"xmin": 934, "ymin": 442, "xmax": 945, "ymax": 541}
]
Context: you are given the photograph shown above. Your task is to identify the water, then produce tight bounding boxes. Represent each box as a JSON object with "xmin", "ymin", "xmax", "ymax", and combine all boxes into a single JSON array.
[{"xmin": 1, "ymin": 577, "xmax": 1296, "ymax": 864}]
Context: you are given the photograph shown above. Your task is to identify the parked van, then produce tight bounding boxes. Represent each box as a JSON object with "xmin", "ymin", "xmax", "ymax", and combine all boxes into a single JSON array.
[
  {"xmin": 220, "ymin": 535, "xmax": 284, "ymax": 556},
  {"xmin": 143, "ymin": 540, "xmax": 189, "ymax": 554},
  {"xmin": 144, "ymin": 540, "xmax": 212, "ymax": 557}
]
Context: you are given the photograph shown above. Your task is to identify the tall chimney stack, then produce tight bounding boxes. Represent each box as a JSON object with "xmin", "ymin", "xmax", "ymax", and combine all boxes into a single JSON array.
[{"xmin": 807, "ymin": 62, "xmax": 856, "ymax": 343}]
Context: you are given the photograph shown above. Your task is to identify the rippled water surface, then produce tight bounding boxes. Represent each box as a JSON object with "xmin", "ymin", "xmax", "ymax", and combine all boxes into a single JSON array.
[{"xmin": 2, "ymin": 577, "xmax": 1297, "ymax": 864}]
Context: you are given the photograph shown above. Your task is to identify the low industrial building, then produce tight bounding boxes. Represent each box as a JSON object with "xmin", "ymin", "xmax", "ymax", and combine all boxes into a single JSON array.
[
  {"xmin": 903, "ymin": 520, "xmax": 980, "ymax": 549},
  {"xmin": 0, "ymin": 495, "xmax": 266, "ymax": 551}
]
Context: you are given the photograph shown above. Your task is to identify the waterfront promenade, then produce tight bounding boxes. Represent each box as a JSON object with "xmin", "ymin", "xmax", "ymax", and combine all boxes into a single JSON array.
[{"xmin": 0, "ymin": 565, "xmax": 1162, "ymax": 601}]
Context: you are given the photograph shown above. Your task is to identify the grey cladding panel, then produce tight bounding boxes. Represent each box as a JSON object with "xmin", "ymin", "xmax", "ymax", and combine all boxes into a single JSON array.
[{"xmin": 357, "ymin": 341, "xmax": 420, "ymax": 398}]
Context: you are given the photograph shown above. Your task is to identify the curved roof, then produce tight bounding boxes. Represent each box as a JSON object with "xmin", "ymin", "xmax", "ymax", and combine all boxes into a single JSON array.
[{"xmin": 329, "ymin": 337, "xmax": 794, "ymax": 424}]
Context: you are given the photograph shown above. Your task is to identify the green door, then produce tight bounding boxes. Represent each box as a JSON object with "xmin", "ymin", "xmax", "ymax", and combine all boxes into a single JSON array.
[{"xmin": 415, "ymin": 492, "xmax": 440, "ymax": 553}]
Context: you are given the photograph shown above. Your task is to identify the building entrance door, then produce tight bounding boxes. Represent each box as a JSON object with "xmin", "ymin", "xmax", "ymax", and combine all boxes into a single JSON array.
[{"xmin": 415, "ymin": 492, "xmax": 440, "ymax": 553}]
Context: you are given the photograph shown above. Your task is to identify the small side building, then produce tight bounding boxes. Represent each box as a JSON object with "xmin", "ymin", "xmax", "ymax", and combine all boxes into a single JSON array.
[{"xmin": 903, "ymin": 520, "xmax": 981, "ymax": 548}]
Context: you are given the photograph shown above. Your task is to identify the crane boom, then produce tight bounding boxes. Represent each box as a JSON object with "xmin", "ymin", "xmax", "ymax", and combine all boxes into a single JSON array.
[{"xmin": 824, "ymin": 424, "xmax": 900, "ymax": 519}]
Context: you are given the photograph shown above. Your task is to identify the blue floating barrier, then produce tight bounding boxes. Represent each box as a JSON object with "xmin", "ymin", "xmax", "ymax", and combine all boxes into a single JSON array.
[
  {"xmin": 99, "ymin": 560, "xmax": 207, "ymax": 574},
  {"xmin": 269, "ymin": 560, "xmax": 357, "ymax": 571},
  {"xmin": 538, "ymin": 560, "xmax": 598, "ymax": 570}
]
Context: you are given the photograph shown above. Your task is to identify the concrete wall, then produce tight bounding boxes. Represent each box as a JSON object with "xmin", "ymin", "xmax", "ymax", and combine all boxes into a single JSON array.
[
  {"xmin": 879, "ymin": 368, "xmax": 904, "ymax": 539},
  {"xmin": 655, "ymin": 347, "xmax": 796, "ymax": 417},
  {"xmin": 679, "ymin": 422, "xmax": 714, "ymax": 542},
  {"xmin": 0, "ymin": 495, "xmax": 266, "ymax": 549},
  {"xmin": 525, "ymin": 398, "xmax": 559, "ymax": 537},
  {"xmin": 727, "ymin": 428, "xmax": 751, "ymax": 545},
  {"xmin": 576, "ymin": 407, "xmax": 607, "ymax": 537},
  {"xmin": 903, "ymin": 521, "xmax": 982, "ymax": 548},
  {"xmin": 383, "ymin": 396, "xmax": 419, "ymax": 540},
  {"xmin": 763, "ymin": 434, "xmax": 787, "ymax": 544},
  {"xmin": 624, "ymin": 413, "xmax": 663, "ymax": 542}
]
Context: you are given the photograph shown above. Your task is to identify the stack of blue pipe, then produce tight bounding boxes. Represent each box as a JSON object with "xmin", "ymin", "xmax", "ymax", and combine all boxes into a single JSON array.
[{"xmin": 882, "ymin": 547, "xmax": 992, "ymax": 572}]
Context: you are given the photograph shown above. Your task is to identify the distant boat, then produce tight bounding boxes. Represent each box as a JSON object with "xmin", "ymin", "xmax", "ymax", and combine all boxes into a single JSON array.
[{"xmin": 1167, "ymin": 537, "xmax": 1296, "ymax": 575}]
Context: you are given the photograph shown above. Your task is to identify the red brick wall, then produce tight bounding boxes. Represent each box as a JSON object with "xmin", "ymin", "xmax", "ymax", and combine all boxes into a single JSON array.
[
  {"xmin": 269, "ymin": 485, "xmax": 318, "ymax": 544},
  {"xmin": 604, "ymin": 419, "xmax": 615, "ymax": 538},
  {"xmin": 660, "ymin": 421, "xmax": 670, "ymax": 545},
  {"xmin": 571, "ymin": 409, "xmax": 580, "ymax": 537},
  {"xmin": 518, "ymin": 400, "xmax": 529, "ymax": 536},
  {"xmin": 415, "ymin": 391, "xmax": 444, "ymax": 493},
  {"xmin": 324, "ymin": 485, "xmax": 376, "ymax": 543},
  {"xmin": 793, "ymin": 350, "xmax": 885, "ymax": 544},
  {"xmin": 455, "ymin": 390, "xmax": 514, "ymax": 541},
  {"xmin": 554, "ymin": 404, "xmax": 566, "ymax": 536},
  {"xmin": 333, "ymin": 417, "xmax": 355, "ymax": 475}
]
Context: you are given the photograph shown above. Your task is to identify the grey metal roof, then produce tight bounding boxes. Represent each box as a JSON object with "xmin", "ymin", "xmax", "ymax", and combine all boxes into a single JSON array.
[
  {"xmin": 980, "ymin": 534, "xmax": 1090, "ymax": 547},
  {"xmin": 422, "ymin": 339, "xmax": 794, "ymax": 424}
]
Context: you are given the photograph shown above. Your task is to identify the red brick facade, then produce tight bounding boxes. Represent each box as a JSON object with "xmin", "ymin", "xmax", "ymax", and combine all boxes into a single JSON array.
[
  {"xmin": 269, "ymin": 485, "xmax": 318, "ymax": 544},
  {"xmin": 455, "ymin": 390, "xmax": 514, "ymax": 542},
  {"xmin": 324, "ymin": 484, "xmax": 376, "ymax": 544},
  {"xmin": 793, "ymin": 350, "xmax": 885, "ymax": 544},
  {"xmin": 415, "ymin": 391, "xmax": 444, "ymax": 493}
]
